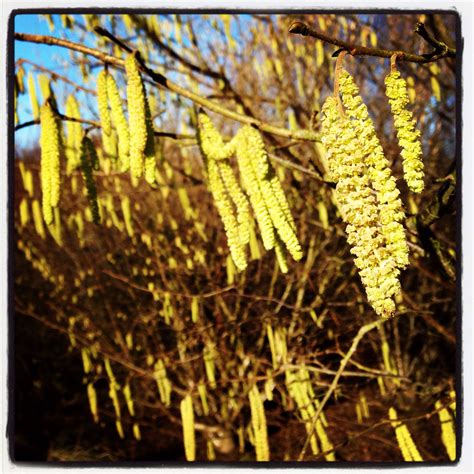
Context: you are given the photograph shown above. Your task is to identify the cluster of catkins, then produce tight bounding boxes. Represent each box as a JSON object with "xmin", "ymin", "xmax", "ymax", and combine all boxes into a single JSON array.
[
  {"xmin": 39, "ymin": 52, "xmax": 159, "ymax": 226},
  {"xmin": 321, "ymin": 68, "xmax": 423, "ymax": 318},
  {"xmin": 197, "ymin": 111, "xmax": 303, "ymax": 273},
  {"xmin": 97, "ymin": 53, "xmax": 157, "ymax": 184}
]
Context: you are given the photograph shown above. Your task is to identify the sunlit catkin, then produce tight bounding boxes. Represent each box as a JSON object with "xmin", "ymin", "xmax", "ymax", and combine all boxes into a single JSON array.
[
  {"xmin": 338, "ymin": 70, "xmax": 409, "ymax": 270},
  {"xmin": 80, "ymin": 136, "xmax": 101, "ymax": 224},
  {"xmin": 204, "ymin": 150, "xmax": 247, "ymax": 271},
  {"xmin": 389, "ymin": 407, "xmax": 423, "ymax": 461},
  {"xmin": 235, "ymin": 126, "xmax": 302, "ymax": 260},
  {"xmin": 197, "ymin": 111, "xmax": 235, "ymax": 160},
  {"xmin": 40, "ymin": 101, "xmax": 61, "ymax": 225},
  {"xmin": 233, "ymin": 127, "xmax": 275, "ymax": 251},
  {"xmin": 125, "ymin": 53, "xmax": 147, "ymax": 179},
  {"xmin": 435, "ymin": 400, "xmax": 456, "ymax": 461},
  {"xmin": 65, "ymin": 94, "xmax": 82, "ymax": 173},
  {"xmin": 180, "ymin": 394, "xmax": 196, "ymax": 461},
  {"xmin": 321, "ymin": 96, "xmax": 401, "ymax": 317},
  {"xmin": 249, "ymin": 384, "xmax": 270, "ymax": 461},
  {"xmin": 97, "ymin": 69, "xmax": 113, "ymax": 155},
  {"xmin": 106, "ymin": 73, "xmax": 130, "ymax": 170},
  {"xmin": 385, "ymin": 71, "xmax": 424, "ymax": 193},
  {"xmin": 87, "ymin": 382, "xmax": 99, "ymax": 423}
]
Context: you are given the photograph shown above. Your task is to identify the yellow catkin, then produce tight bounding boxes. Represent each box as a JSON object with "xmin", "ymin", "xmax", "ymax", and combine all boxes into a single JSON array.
[
  {"xmin": 19, "ymin": 198, "xmax": 29, "ymax": 227},
  {"xmin": 321, "ymin": 96, "xmax": 401, "ymax": 317},
  {"xmin": 233, "ymin": 128, "xmax": 275, "ymax": 251},
  {"xmin": 218, "ymin": 159, "xmax": 251, "ymax": 246},
  {"xmin": 338, "ymin": 70, "xmax": 409, "ymax": 270},
  {"xmin": 87, "ymin": 382, "xmax": 99, "ymax": 423},
  {"xmin": 196, "ymin": 111, "xmax": 235, "ymax": 160},
  {"xmin": 197, "ymin": 112, "xmax": 248, "ymax": 270},
  {"xmin": 80, "ymin": 136, "xmax": 101, "ymax": 224},
  {"xmin": 65, "ymin": 94, "xmax": 82, "ymax": 173},
  {"xmin": 285, "ymin": 370, "xmax": 318, "ymax": 455},
  {"xmin": 235, "ymin": 126, "xmax": 302, "ymax": 260},
  {"xmin": 125, "ymin": 53, "xmax": 147, "ymax": 179},
  {"xmin": 97, "ymin": 69, "xmax": 113, "ymax": 154},
  {"xmin": 191, "ymin": 296, "xmax": 199, "ymax": 323},
  {"xmin": 266, "ymin": 324, "xmax": 278, "ymax": 369},
  {"xmin": 81, "ymin": 347, "xmax": 91, "ymax": 374},
  {"xmin": 449, "ymin": 390, "xmax": 456, "ymax": 416},
  {"xmin": 19, "ymin": 162, "xmax": 34, "ymax": 197},
  {"xmin": 436, "ymin": 400, "xmax": 456, "ymax": 461},
  {"xmin": 121, "ymin": 196, "xmax": 134, "ymax": 237},
  {"xmin": 198, "ymin": 381, "xmax": 209, "ymax": 416},
  {"xmin": 32, "ymin": 199, "xmax": 46, "ymax": 238},
  {"xmin": 249, "ymin": 384, "xmax": 270, "ymax": 461},
  {"xmin": 153, "ymin": 359, "xmax": 171, "ymax": 406},
  {"xmin": 180, "ymin": 394, "xmax": 196, "ymax": 461},
  {"xmin": 203, "ymin": 341, "xmax": 217, "ymax": 389},
  {"xmin": 133, "ymin": 423, "xmax": 141, "ymax": 441},
  {"xmin": 206, "ymin": 439, "xmax": 216, "ymax": 460},
  {"xmin": 206, "ymin": 155, "xmax": 247, "ymax": 271},
  {"xmin": 106, "ymin": 73, "xmax": 130, "ymax": 170},
  {"xmin": 385, "ymin": 71, "xmax": 425, "ymax": 193},
  {"xmin": 39, "ymin": 101, "xmax": 61, "ymax": 225},
  {"xmin": 389, "ymin": 407, "xmax": 423, "ymax": 461},
  {"xmin": 123, "ymin": 382, "xmax": 135, "ymax": 416},
  {"xmin": 27, "ymin": 72, "xmax": 39, "ymax": 120}
]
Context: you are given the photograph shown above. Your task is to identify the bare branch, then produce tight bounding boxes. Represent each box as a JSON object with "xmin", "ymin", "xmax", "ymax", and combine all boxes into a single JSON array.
[{"xmin": 288, "ymin": 21, "xmax": 455, "ymax": 63}]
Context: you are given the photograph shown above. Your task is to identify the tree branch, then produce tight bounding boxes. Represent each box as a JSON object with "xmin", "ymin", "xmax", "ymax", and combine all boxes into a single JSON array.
[
  {"xmin": 288, "ymin": 21, "xmax": 455, "ymax": 63},
  {"xmin": 15, "ymin": 32, "xmax": 319, "ymax": 142}
]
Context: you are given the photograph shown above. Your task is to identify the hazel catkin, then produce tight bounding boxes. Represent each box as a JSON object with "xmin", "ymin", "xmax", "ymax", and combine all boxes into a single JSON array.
[
  {"xmin": 385, "ymin": 71, "xmax": 424, "ymax": 193},
  {"xmin": 40, "ymin": 101, "xmax": 61, "ymax": 225},
  {"xmin": 107, "ymin": 73, "xmax": 130, "ymax": 170},
  {"xmin": 338, "ymin": 69, "xmax": 409, "ymax": 270},
  {"xmin": 321, "ymin": 96, "xmax": 402, "ymax": 318},
  {"xmin": 125, "ymin": 53, "xmax": 147, "ymax": 179},
  {"xmin": 65, "ymin": 94, "xmax": 83, "ymax": 173}
]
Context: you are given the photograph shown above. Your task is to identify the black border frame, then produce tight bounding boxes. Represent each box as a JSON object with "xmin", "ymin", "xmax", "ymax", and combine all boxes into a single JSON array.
[{"xmin": 6, "ymin": 7, "xmax": 464, "ymax": 468}]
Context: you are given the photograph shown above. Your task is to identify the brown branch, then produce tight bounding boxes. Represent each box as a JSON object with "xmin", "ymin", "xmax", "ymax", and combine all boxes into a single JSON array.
[
  {"xmin": 15, "ymin": 31, "xmax": 318, "ymax": 142},
  {"xmin": 14, "ymin": 110, "xmax": 194, "ymax": 141},
  {"xmin": 288, "ymin": 21, "xmax": 455, "ymax": 64},
  {"xmin": 415, "ymin": 22, "xmax": 456, "ymax": 58}
]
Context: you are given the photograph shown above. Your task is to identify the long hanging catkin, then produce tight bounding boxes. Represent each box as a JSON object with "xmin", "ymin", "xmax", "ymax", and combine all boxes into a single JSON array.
[
  {"xmin": 39, "ymin": 101, "xmax": 61, "ymax": 225},
  {"xmin": 197, "ymin": 112, "xmax": 248, "ymax": 271},
  {"xmin": 234, "ymin": 126, "xmax": 303, "ymax": 261},
  {"xmin": 180, "ymin": 394, "xmax": 196, "ymax": 461},
  {"xmin": 249, "ymin": 384, "xmax": 270, "ymax": 461},
  {"xmin": 65, "ymin": 94, "xmax": 82, "ymax": 173},
  {"xmin": 321, "ymin": 96, "xmax": 402, "ymax": 318},
  {"xmin": 338, "ymin": 69, "xmax": 409, "ymax": 270},
  {"xmin": 125, "ymin": 53, "xmax": 147, "ymax": 179},
  {"xmin": 385, "ymin": 70, "xmax": 424, "ymax": 193},
  {"xmin": 97, "ymin": 69, "xmax": 114, "ymax": 157},
  {"xmin": 388, "ymin": 407, "xmax": 423, "ymax": 461},
  {"xmin": 106, "ymin": 72, "xmax": 130, "ymax": 170}
]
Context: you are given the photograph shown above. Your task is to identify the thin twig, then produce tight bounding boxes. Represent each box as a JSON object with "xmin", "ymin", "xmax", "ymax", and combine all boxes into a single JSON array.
[
  {"xmin": 298, "ymin": 319, "xmax": 385, "ymax": 460},
  {"xmin": 289, "ymin": 22, "xmax": 455, "ymax": 63}
]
